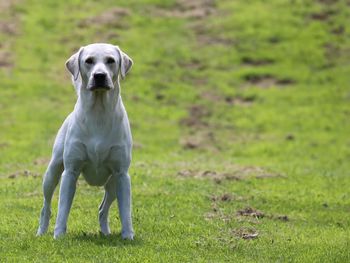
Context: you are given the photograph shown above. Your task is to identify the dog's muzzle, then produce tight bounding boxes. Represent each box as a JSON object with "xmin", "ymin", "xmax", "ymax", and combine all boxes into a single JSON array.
[{"xmin": 89, "ymin": 73, "xmax": 112, "ymax": 91}]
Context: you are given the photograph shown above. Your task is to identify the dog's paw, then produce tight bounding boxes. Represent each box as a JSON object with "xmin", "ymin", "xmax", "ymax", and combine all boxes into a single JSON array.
[
  {"xmin": 100, "ymin": 228, "xmax": 111, "ymax": 236},
  {"xmin": 53, "ymin": 227, "xmax": 66, "ymax": 239},
  {"xmin": 121, "ymin": 230, "xmax": 134, "ymax": 240},
  {"xmin": 36, "ymin": 227, "xmax": 47, "ymax": 236},
  {"xmin": 99, "ymin": 217, "xmax": 111, "ymax": 236}
]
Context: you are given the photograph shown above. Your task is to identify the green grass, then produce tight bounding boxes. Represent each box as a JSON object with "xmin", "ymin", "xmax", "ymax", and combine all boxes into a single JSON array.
[{"xmin": 1, "ymin": 0, "xmax": 350, "ymax": 262}]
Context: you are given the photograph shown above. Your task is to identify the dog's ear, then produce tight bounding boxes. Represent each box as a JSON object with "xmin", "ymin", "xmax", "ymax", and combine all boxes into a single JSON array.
[
  {"xmin": 115, "ymin": 46, "xmax": 133, "ymax": 79},
  {"xmin": 65, "ymin": 47, "xmax": 84, "ymax": 80}
]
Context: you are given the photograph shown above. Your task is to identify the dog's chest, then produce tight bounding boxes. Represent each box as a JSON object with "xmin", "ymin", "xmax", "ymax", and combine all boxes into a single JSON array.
[
  {"xmin": 86, "ymin": 137, "xmax": 111, "ymax": 164},
  {"xmin": 81, "ymin": 137, "xmax": 113, "ymax": 186}
]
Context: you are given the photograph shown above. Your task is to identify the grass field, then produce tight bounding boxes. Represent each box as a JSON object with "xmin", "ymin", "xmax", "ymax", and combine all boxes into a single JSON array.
[{"xmin": 1, "ymin": 0, "xmax": 350, "ymax": 262}]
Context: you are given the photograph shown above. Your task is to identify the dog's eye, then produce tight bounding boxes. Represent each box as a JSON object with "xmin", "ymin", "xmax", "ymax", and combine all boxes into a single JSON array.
[
  {"xmin": 106, "ymin": 57, "xmax": 115, "ymax": 64},
  {"xmin": 85, "ymin": 58, "xmax": 94, "ymax": 64}
]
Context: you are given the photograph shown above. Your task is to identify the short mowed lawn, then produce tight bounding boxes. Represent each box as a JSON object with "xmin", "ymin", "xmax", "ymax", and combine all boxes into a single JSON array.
[{"xmin": 0, "ymin": 0, "xmax": 349, "ymax": 262}]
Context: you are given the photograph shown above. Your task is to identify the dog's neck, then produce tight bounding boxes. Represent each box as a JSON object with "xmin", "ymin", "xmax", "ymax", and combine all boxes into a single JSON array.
[{"xmin": 74, "ymin": 81, "xmax": 124, "ymax": 126}]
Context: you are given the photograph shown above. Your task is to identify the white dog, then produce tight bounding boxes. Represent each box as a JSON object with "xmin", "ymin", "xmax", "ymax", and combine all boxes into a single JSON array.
[{"xmin": 37, "ymin": 43, "xmax": 134, "ymax": 239}]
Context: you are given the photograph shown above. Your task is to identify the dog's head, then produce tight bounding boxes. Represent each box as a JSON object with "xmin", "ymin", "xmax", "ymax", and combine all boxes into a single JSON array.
[{"xmin": 66, "ymin": 43, "xmax": 133, "ymax": 92}]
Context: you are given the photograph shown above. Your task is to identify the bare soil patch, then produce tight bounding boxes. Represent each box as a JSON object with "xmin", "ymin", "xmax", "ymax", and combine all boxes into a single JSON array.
[
  {"xmin": 8, "ymin": 170, "xmax": 40, "ymax": 179},
  {"xmin": 310, "ymin": 9, "xmax": 337, "ymax": 21},
  {"xmin": 237, "ymin": 207, "xmax": 265, "ymax": 218},
  {"xmin": 0, "ymin": 21, "xmax": 18, "ymax": 35},
  {"xmin": 180, "ymin": 104, "xmax": 211, "ymax": 128},
  {"xmin": 33, "ymin": 157, "xmax": 50, "ymax": 166},
  {"xmin": 152, "ymin": 0, "xmax": 215, "ymax": 19},
  {"xmin": 322, "ymin": 42, "xmax": 350, "ymax": 67},
  {"xmin": 0, "ymin": 142, "xmax": 10, "ymax": 149},
  {"xmin": 0, "ymin": 50, "xmax": 13, "ymax": 69},
  {"xmin": 210, "ymin": 193, "xmax": 233, "ymax": 202},
  {"xmin": 331, "ymin": 25, "xmax": 345, "ymax": 35},
  {"xmin": 324, "ymin": 43, "xmax": 341, "ymax": 60},
  {"xmin": 255, "ymin": 173, "xmax": 286, "ymax": 179},
  {"xmin": 178, "ymin": 58, "xmax": 207, "ymax": 70},
  {"xmin": 318, "ymin": 0, "xmax": 338, "ymax": 4},
  {"xmin": 78, "ymin": 7, "xmax": 130, "ymax": 28},
  {"xmin": 196, "ymin": 33, "xmax": 235, "ymax": 46},
  {"xmin": 241, "ymin": 56, "xmax": 274, "ymax": 66},
  {"xmin": 178, "ymin": 169, "xmax": 242, "ymax": 181},
  {"xmin": 0, "ymin": 1, "xmax": 19, "ymax": 11},
  {"xmin": 0, "ymin": 1, "xmax": 21, "ymax": 70},
  {"xmin": 179, "ymin": 130, "xmax": 219, "ymax": 151},
  {"xmin": 177, "ymin": 165, "xmax": 281, "ymax": 182},
  {"xmin": 224, "ymin": 95, "xmax": 255, "ymax": 106},
  {"xmin": 276, "ymin": 215, "xmax": 289, "ymax": 221},
  {"xmin": 153, "ymin": 0, "xmax": 233, "ymax": 46},
  {"xmin": 200, "ymin": 90, "xmax": 255, "ymax": 107},
  {"xmin": 190, "ymin": 22, "xmax": 235, "ymax": 46},
  {"xmin": 244, "ymin": 73, "xmax": 295, "ymax": 88},
  {"xmin": 232, "ymin": 227, "xmax": 259, "ymax": 240}
]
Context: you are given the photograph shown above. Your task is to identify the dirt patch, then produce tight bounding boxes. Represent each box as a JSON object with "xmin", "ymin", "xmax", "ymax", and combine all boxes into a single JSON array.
[
  {"xmin": 78, "ymin": 7, "xmax": 130, "ymax": 28},
  {"xmin": 241, "ymin": 56, "xmax": 274, "ymax": 66},
  {"xmin": 152, "ymin": 0, "xmax": 215, "ymax": 19},
  {"xmin": 324, "ymin": 43, "xmax": 341, "ymax": 60},
  {"xmin": 0, "ymin": 50, "xmax": 13, "ymax": 69},
  {"xmin": 177, "ymin": 170, "xmax": 242, "ymax": 181},
  {"xmin": 0, "ymin": 1, "xmax": 19, "ymax": 11},
  {"xmin": 210, "ymin": 193, "xmax": 233, "ymax": 202},
  {"xmin": 33, "ymin": 157, "xmax": 50, "ymax": 166},
  {"xmin": 0, "ymin": 142, "xmax": 10, "ymax": 149},
  {"xmin": 276, "ymin": 215, "xmax": 289, "ymax": 221},
  {"xmin": 179, "ymin": 102, "xmax": 220, "ymax": 151},
  {"xmin": 196, "ymin": 34, "xmax": 235, "ymax": 46},
  {"xmin": 237, "ymin": 207, "xmax": 265, "ymax": 218},
  {"xmin": 178, "ymin": 169, "xmax": 242, "ymax": 181},
  {"xmin": 310, "ymin": 10, "xmax": 337, "ymax": 21},
  {"xmin": 178, "ymin": 58, "xmax": 207, "ymax": 70},
  {"xmin": 232, "ymin": 227, "xmax": 259, "ymax": 240},
  {"xmin": 200, "ymin": 90, "xmax": 255, "ymax": 107},
  {"xmin": 133, "ymin": 141, "xmax": 143, "ymax": 149},
  {"xmin": 225, "ymin": 95, "xmax": 256, "ymax": 106},
  {"xmin": 322, "ymin": 42, "xmax": 349, "ymax": 67},
  {"xmin": 0, "ymin": 1, "xmax": 21, "ymax": 71},
  {"xmin": 0, "ymin": 21, "xmax": 18, "ymax": 35},
  {"xmin": 231, "ymin": 165, "xmax": 280, "ymax": 178},
  {"xmin": 318, "ymin": 0, "xmax": 338, "ymax": 4},
  {"xmin": 255, "ymin": 172, "xmax": 286, "ymax": 179},
  {"xmin": 244, "ymin": 74, "xmax": 295, "ymax": 88},
  {"xmin": 154, "ymin": 0, "xmax": 233, "ymax": 46},
  {"xmin": 177, "ymin": 165, "xmax": 282, "ymax": 182},
  {"xmin": 24, "ymin": 191, "xmax": 40, "ymax": 197},
  {"xmin": 179, "ymin": 131, "xmax": 219, "ymax": 151},
  {"xmin": 190, "ymin": 22, "xmax": 235, "ymax": 46},
  {"xmin": 180, "ymin": 105, "xmax": 211, "ymax": 128},
  {"xmin": 0, "ymin": 0, "xmax": 21, "ymax": 35},
  {"xmin": 200, "ymin": 91, "xmax": 222, "ymax": 102},
  {"xmin": 8, "ymin": 170, "xmax": 40, "ymax": 179},
  {"xmin": 285, "ymin": 134, "xmax": 295, "ymax": 141},
  {"xmin": 331, "ymin": 25, "xmax": 345, "ymax": 35}
]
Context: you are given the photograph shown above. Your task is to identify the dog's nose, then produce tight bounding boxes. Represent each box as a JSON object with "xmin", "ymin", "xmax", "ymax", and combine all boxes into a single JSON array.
[{"xmin": 94, "ymin": 72, "xmax": 107, "ymax": 82}]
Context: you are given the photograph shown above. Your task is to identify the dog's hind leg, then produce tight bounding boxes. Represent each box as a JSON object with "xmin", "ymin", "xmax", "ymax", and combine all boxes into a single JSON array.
[
  {"xmin": 99, "ymin": 176, "xmax": 117, "ymax": 235},
  {"xmin": 37, "ymin": 158, "xmax": 63, "ymax": 236}
]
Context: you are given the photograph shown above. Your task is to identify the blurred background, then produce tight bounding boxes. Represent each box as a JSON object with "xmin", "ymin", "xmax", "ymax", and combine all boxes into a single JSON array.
[{"xmin": 1, "ymin": 0, "xmax": 348, "ymax": 174}]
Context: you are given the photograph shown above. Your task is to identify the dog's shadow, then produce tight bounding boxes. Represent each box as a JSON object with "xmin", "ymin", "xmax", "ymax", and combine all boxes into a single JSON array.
[{"xmin": 70, "ymin": 232, "xmax": 143, "ymax": 247}]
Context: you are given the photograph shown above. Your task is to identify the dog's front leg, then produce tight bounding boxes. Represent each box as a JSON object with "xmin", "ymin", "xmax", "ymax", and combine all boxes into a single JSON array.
[
  {"xmin": 99, "ymin": 176, "xmax": 117, "ymax": 236},
  {"xmin": 54, "ymin": 169, "xmax": 80, "ymax": 239},
  {"xmin": 116, "ymin": 172, "xmax": 134, "ymax": 240}
]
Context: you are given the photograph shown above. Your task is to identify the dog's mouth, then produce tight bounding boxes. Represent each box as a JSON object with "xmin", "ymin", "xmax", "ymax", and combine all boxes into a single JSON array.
[{"xmin": 88, "ymin": 86, "xmax": 112, "ymax": 91}]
